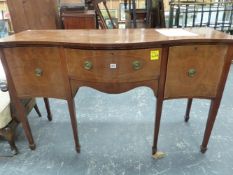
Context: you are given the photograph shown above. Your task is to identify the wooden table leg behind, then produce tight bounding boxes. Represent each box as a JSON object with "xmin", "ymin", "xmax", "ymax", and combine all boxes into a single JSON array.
[
  {"xmin": 184, "ymin": 98, "xmax": 193, "ymax": 122},
  {"xmin": 43, "ymin": 98, "xmax": 52, "ymax": 121},
  {"xmin": 34, "ymin": 103, "xmax": 42, "ymax": 117},
  {"xmin": 67, "ymin": 98, "xmax": 80, "ymax": 153}
]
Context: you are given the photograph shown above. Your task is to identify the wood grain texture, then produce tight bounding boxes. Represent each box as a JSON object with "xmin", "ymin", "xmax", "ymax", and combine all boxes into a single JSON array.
[
  {"xmin": 0, "ymin": 28, "xmax": 233, "ymax": 49},
  {"xmin": 3, "ymin": 47, "xmax": 67, "ymax": 99},
  {"xmin": 62, "ymin": 10, "xmax": 97, "ymax": 29},
  {"xmin": 152, "ymin": 47, "xmax": 169, "ymax": 155},
  {"xmin": 7, "ymin": 0, "xmax": 58, "ymax": 33},
  {"xmin": 0, "ymin": 48, "xmax": 36, "ymax": 150},
  {"xmin": 201, "ymin": 45, "xmax": 233, "ymax": 152},
  {"xmin": 6, "ymin": 0, "xmax": 29, "ymax": 32},
  {"xmin": 66, "ymin": 48, "xmax": 161, "ymax": 83},
  {"xmin": 164, "ymin": 45, "xmax": 228, "ymax": 99},
  {"xmin": 0, "ymin": 28, "xmax": 233, "ymax": 154},
  {"xmin": 59, "ymin": 47, "xmax": 81, "ymax": 153}
]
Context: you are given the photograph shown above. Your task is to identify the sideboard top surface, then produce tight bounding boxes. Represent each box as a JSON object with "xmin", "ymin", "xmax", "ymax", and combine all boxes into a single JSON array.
[{"xmin": 0, "ymin": 28, "xmax": 232, "ymax": 49}]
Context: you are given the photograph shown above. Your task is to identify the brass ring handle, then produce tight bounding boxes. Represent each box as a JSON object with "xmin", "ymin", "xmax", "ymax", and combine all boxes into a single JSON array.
[
  {"xmin": 84, "ymin": 61, "xmax": 93, "ymax": 70},
  {"xmin": 132, "ymin": 60, "xmax": 141, "ymax": 70},
  {"xmin": 187, "ymin": 68, "xmax": 197, "ymax": 78},
  {"xmin": 34, "ymin": 68, "xmax": 43, "ymax": 77}
]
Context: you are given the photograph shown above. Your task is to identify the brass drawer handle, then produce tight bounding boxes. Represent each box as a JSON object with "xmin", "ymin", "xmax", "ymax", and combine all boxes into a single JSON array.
[
  {"xmin": 84, "ymin": 61, "xmax": 93, "ymax": 70},
  {"xmin": 132, "ymin": 60, "xmax": 141, "ymax": 70},
  {"xmin": 34, "ymin": 68, "xmax": 43, "ymax": 77},
  {"xmin": 187, "ymin": 68, "xmax": 197, "ymax": 78}
]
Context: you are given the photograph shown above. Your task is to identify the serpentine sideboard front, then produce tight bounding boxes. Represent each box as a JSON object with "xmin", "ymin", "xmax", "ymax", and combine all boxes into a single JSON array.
[{"xmin": 0, "ymin": 28, "xmax": 233, "ymax": 156}]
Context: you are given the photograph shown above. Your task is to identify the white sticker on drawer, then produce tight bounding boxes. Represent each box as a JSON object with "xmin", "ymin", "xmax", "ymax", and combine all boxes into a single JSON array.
[{"xmin": 110, "ymin": 64, "xmax": 117, "ymax": 69}]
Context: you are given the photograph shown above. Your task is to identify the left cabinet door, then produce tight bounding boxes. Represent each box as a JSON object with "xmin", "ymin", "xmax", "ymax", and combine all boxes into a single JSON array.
[{"xmin": 3, "ymin": 47, "xmax": 67, "ymax": 99}]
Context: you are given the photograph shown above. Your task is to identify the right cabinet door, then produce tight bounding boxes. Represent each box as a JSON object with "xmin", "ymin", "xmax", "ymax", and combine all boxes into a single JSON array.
[{"xmin": 164, "ymin": 45, "xmax": 228, "ymax": 99}]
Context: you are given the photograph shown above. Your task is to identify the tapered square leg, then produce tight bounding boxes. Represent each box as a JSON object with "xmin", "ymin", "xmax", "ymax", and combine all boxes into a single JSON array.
[
  {"xmin": 200, "ymin": 99, "xmax": 220, "ymax": 153},
  {"xmin": 16, "ymin": 99, "xmax": 35, "ymax": 150},
  {"xmin": 152, "ymin": 47, "xmax": 169, "ymax": 156},
  {"xmin": 200, "ymin": 145, "xmax": 207, "ymax": 153},
  {"xmin": 152, "ymin": 98, "xmax": 163, "ymax": 155},
  {"xmin": 67, "ymin": 98, "xmax": 81, "ymax": 153}
]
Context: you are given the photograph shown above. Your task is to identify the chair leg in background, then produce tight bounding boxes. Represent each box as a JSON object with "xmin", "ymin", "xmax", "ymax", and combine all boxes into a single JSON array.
[
  {"xmin": 43, "ymin": 98, "xmax": 52, "ymax": 121},
  {"xmin": 34, "ymin": 104, "xmax": 42, "ymax": 117},
  {"xmin": 184, "ymin": 98, "xmax": 193, "ymax": 122}
]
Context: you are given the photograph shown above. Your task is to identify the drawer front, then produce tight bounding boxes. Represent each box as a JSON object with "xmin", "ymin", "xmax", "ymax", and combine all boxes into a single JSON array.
[
  {"xmin": 66, "ymin": 48, "xmax": 161, "ymax": 83},
  {"xmin": 164, "ymin": 45, "xmax": 228, "ymax": 98},
  {"xmin": 4, "ymin": 47, "xmax": 67, "ymax": 99}
]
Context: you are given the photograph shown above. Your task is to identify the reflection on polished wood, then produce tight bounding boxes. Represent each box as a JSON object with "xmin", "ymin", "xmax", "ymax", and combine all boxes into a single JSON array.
[
  {"xmin": 1, "ymin": 28, "xmax": 232, "ymax": 47},
  {"xmin": 0, "ymin": 28, "xmax": 233, "ymax": 156}
]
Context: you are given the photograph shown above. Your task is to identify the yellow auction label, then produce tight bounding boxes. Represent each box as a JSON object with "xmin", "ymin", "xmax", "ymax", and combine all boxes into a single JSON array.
[{"xmin": 150, "ymin": 50, "xmax": 159, "ymax": 60}]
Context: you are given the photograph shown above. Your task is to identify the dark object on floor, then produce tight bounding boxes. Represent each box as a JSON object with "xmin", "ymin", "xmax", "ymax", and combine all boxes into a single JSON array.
[{"xmin": 0, "ymin": 81, "xmax": 52, "ymax": 155}]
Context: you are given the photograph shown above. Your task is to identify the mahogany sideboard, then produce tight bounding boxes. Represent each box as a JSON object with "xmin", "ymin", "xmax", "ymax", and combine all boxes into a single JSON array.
[{"xmin": 0, "ymin": 28, "xmax": 233, "ymax": 156}]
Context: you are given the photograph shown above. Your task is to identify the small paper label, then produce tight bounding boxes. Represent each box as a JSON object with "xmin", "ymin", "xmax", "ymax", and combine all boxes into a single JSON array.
[
  {"xmin": 150, "ymin": 50, "xmax": 159, "ymax": 60},
  {"xmin": 110, "ymin": 64, "xmax": 117, "ymax": 69}
]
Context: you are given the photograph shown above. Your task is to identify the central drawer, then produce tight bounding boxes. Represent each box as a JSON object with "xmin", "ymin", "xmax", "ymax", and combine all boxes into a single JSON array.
[{"xmin": 65, "ymin": 48, "xmax": 161, "ymax": 83}]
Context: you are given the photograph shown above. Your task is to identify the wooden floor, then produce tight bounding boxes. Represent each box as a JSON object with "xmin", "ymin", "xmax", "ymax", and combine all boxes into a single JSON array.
[{"xmin": 0, "ymin": 65, "xmax": 233, "ymax": 175}]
